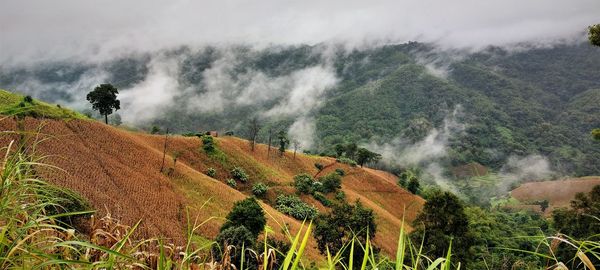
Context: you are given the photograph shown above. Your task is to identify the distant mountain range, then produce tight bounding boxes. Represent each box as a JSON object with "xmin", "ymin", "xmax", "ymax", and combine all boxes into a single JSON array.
[{"xmin": 1, "ymin": 42, "xmax": 599, "ymax": 175}]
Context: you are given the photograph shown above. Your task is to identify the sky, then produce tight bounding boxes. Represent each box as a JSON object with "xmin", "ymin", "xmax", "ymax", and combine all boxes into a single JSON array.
[{"xmin": 1, "ymin": 0, "xmax": 599, "ymax": 65}]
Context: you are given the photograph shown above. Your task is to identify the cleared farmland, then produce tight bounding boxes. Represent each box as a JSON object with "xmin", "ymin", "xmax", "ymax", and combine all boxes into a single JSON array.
[
  {"xmin": 510, "ymin": 177, "xmax": 600, "ymax": 213},
  {"xmin": 0, "ymin": 116, "xmax": 424, "ymax": 260}
]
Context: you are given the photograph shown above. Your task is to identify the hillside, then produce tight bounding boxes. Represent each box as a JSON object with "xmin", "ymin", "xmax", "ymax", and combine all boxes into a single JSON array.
[
  {"xmin": 2, "ymin": 42, "xmax": 599, "ymax": 177},
  {"xmin": 510, "ymin": 177, "xmax": 600, "ymax": 214},
  {"xmin": 0, "ymin": 104, "xmax": 424, "ymax": 261}
]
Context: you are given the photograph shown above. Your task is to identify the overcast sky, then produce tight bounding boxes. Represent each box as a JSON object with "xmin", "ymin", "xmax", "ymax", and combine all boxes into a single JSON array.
[{"xmin": 1, "ymin": 0, "xmax": 599, "ymax": 64}]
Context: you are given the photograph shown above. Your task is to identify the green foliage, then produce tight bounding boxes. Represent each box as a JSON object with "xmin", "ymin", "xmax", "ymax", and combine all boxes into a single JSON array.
[
  {"xmin": 356, "ymin": 147, "xmax": 381, "ymax": 167},
  {"xmin": 277, "ymin": 130, "xmax": 289, "ymax": 155},
  {"xmin": 411, "ymin": 190, "xmax": 473, "ymax": 262},
  {"xmin": 86, "ymin": 83, "xmax": 120, "ymax": 124},
  {"xmin": 0, "ymin": 89, "xmax": 87, "ymax": 119},
  {"xmin": 220, "ymin": 197, "xmax": 266, "ymax": 237},
  {"xmin": 275, "ymin": 194, "xmax": 318, "ymax": 220},
  {"xmin": 312, "ymin": 192, "xmax": 332, "ymax": 207},
  {"xmin": 230, "ymin": 166, "xmax": 249, "ymax": 182},
  {"xmin": 552, "ymin": 185, "xmax": 600, "ymax": 239},
  {"xmin": 336, "ymin": 157, "xmax": 357, "ymax": 167},
  {"xmin": 334, "ymin": 168, "xmax": 345, "ymax": 176},
  {"xmin": 151, "ymin": 125, "xmax": 161, "ymax": 134},
  {"xmin": 406, "ymin": 177, "xmax": 420, "ymax": 194},
  {"xmin": 226, "ymin": 178, "xmax": 237, "ymax": 188},
  {"xmin": 313, "ymin": 200, "xmax": 377, "ymax": 266},
  {"xmin": 317, "ymin": 172, "xmax": 342, "ymax": 194},
  {"xmin": 213, "ymin": 225, "xmax": 255, "ymax": 267},
  {"xmin": 251, "ymin": 182, "xmax": 268, "ymax": 197},
  {"xmin": 206, "ymin": 167, "xmax": 217, "ymax": 177},
  {"xmin": 293, "ymin": 173, "xmax": 314, "ymax": 194},
  {"xmin": 201, "ymin": 135, "xmax": 216, "ymax": 153},
  {"xmin": 590, "ymin": 24, "xmax": 600, "ymax": 47}
]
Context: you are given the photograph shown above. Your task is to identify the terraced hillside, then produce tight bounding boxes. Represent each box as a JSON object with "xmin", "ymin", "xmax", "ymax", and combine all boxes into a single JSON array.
[{"xmin": 0, "ymin": 112, "xmax": 424, "ymax": 261}]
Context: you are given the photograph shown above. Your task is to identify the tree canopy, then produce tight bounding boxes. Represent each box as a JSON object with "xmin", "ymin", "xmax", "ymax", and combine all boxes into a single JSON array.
[{"xmin": 86, "ymin": 84, "xmax": 120, "ymax": 124}]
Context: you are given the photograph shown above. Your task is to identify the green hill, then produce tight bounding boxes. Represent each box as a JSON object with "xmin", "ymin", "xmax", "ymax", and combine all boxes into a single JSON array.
[{"xmin": 0, "ymin": 89, "xmax": 87, "ymax": 119}]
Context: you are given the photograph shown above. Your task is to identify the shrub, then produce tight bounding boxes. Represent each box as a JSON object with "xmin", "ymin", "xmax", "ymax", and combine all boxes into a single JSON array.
[
  {"xmin": 336, "ymin": 157, "xmax": 357, "ymax": 167},
  {"xmin": 335, "ymin": 190, "xmax": 346, "ymax": 201},
  {"xmin": 206, "ymin": 167, "xmax": 217, "ymax": 177},
  {"xmin": 226, "ymin": 179, "xmax": 237, "ymax": 188},
  {"xmin": 24, "ymin": 95, "xmax": 33, "ymax": 103},
  {"xmin": 213, "ymin": 225, "xmax": 255, "ymax": 265},
  {"xmin": 201, "ymin": 135, "xmax": 216, "ymax": 153},
  {"xmin": 314, "ymin": 162, "xmax": 324, "ymax": 171},
  {"xmin": 313, "ymin": 192, "xmax": 332, "ymax": 207},
  {"xmin": 275, "ymin": 195, "xmax": 318, "ymax": 220},
  {"xmin": 225, "ymin": 131, "xmax": 234, "ymax": 136},
  {"xmin": 252, "ymin": 182, "xmax": 268, "ymax": 197},
  {"xmin": 318, "ymin": 172, "xmax": 342, "ymax": 194},
  {"xmin": 293, "ymin": 173, "xmax": 314, "ymax": 194},
  {"xmin": 220, "ymin": 197, "xmax": 266, "ymax": 236},
  {"xmin": 230, "ymin": 167, "xmax": 249, "ymax": 182},
  {"xmin": 335, "ymin": 168, "xmax": 345, "ymax": 176}
]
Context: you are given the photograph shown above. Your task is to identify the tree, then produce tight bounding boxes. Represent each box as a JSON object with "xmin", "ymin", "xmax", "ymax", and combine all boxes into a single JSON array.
[
  {"xmin": 86, "ymin": 84, "xmax": 120, "ymax": 124},
  {"xmin": 277, "ymin": 131, "xmax": 289, "ymax": 156},
  {"xmin": 589, "ymin": 24, "xmax": 600, "ymax": 47},
  {"xmin": 214, "ymin": 225, "xmax": 255, "ymax": 268},
  {"xmin": 267, "ymin": 128, "xmax": 273, "ymax": 158},
  {"xmin": 356, "ymin": 147, "xmax": 382, "ymax": 167},
  {"xmin": 314, "ymin": 200, "xmax": 377, "ymax": 267},
  {"xmin": 345, "ymin": 142, "xmax": 358, "ymax": 160},
  {"xmin": 334, "ymin": 144, "xmax": 345, "ymax": 157},
  {"xmin": 292, "ymin": 140, "xmax": 300, "ymax": 159},
  {"xmin": 407, "ymin": 176, "xmax": 420, "ymax": 194},
  {"xmin": 411, "ymin": 190, "xmax": 473, "ymax": 261},
  {"xmin": 247, "ymin": 117, "xmax": 261, "ymax": 151},
  {"xmin": 220, "ymin": 197, "xmax": 266, "ymax": 237}
]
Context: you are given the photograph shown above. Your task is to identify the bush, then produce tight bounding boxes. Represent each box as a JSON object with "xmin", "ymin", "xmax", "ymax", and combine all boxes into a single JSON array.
[
  {"xmin": 318, "ymin": 172, "xmax": 342, "ymax": 194},
  {"xmin": 314, "ymin": 162, "xmax": 324, "ymax": 171},
  {"xmin": 335, "ymin": 168, "xmax": 345, "ymax": 176},
  {"xmin": 213, "ymin": 225, "xmax": 255, "ymax": 265},
  {"xmin": 313, "ymin": 192, "xmax": 332, "ymax": 207},
  {"xmin": 275, "ymin": 195, "xmax": 318, "ymax": 220},
  {"xmin": 206, "ymin": 167, "xmax": 217, "ymax": 177},
  {"xmin": 293, "ymin": 173, "xmax": 314, "ymax": 194},
  {"xmin": 24, "ymin": 95, "xmax": 33, "ymax": 103},
  {"xmin": 226, "ymin": 179, "xmax": 237, "ymax": 188},
  {"xmin": 252, "ymin": 183, "xmax": 268, "ymax": 197},
  {"xmin": 201, "ymin": 135, "xmax": 216, "ymax": 153},
  {"xmin": 336, "ymin": 157, "xmax": 357, "ymax": 167},
  {"xmin": 221, "ymin": 197, "xmax": 266, "ymax": 236},
  {"xmin": 230, "ymin": 167, "xmax": 249, "ymax": 182},
  {"xmin": 225, "ymin": 131, "xmax": 234, "ymax": 136},
  {"xmin": 335, "ymin": 191, "xmax": 346, "ymax": 201}
]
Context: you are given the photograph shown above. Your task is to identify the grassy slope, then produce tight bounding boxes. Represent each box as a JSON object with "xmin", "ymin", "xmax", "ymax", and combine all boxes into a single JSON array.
[
  {"xmin": 0, "ymin": 92, "xmax": 424, "ymax": 262},
  {"xmin": 0, "ymin": 89, "xmax": 88, "ymax": 119}
]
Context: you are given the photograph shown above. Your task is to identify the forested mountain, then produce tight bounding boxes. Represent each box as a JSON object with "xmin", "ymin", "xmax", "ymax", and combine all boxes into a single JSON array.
[{"xmin": 1, "ymin": 42, "xmax": 599, "ymax": 175}]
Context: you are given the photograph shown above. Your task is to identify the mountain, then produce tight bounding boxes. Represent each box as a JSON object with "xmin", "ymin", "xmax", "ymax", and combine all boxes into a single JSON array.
[
  {"xmin": 1, "ymin": 42, "xmax": 599, "ymax": 177},
  {"xmin": 0, "ymin": 89, "xmax": 424, "ymax": 259}
]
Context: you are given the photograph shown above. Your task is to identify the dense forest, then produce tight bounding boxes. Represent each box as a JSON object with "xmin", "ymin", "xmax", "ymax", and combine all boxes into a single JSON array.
[{"xmin": 1, "ymin": 42, "xmax": 600, "ymax": 177}]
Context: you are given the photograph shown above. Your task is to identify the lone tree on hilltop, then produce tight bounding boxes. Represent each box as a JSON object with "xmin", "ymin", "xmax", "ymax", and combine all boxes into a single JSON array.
[{"xmin": 87, "ymin": 84, "xmax": 120, "ymax": 124}]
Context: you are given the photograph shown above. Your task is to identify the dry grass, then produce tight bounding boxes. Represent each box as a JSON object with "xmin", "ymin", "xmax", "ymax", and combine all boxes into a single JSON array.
[{"xmin": 0, "ymin": 116, "xmax": 424, "ymax": 261}]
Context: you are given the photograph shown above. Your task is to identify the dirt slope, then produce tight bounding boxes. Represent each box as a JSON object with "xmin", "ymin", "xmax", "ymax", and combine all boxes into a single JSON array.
[
  {"xmin": 511, "ymin": 177, "xmax": 600, "ymax": 213},
  {"xmin": 0, "ymin": 117, "xmax": 424, "ymax": 260}
]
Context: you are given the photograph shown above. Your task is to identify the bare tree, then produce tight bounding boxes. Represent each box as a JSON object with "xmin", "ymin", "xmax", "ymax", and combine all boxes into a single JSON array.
[
  {"xmin": 292, "ymin": 140, "xmax": 300, "ymax": 159},
  {"xmin": 247, "ymin": 117, "xmax": 261, "ymax": 152}
]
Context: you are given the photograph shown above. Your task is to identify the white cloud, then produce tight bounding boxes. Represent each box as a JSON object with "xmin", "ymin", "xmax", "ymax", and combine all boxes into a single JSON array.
[{"xmin": 1, "ymin": 0, "xmax": 598, "ymax": 65}]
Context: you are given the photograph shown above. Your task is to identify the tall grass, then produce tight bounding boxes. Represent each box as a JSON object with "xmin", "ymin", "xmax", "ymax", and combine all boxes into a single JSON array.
[{"xmin": 1, "ymin": 135, "xmax": 599, "ymax": 269}]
